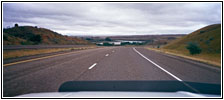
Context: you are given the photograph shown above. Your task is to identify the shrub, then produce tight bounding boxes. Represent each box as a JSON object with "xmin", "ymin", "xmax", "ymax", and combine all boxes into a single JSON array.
[
  {"xmin": 29, "ymin": 34, "xmax": 42, "ymax": 44},
  {"xmin": 200, "ymin": 30, "xmax": 205, "ymax": 34},
  {"xmin": 205, "ymin": 40, "xmax": 210, "ymax": 45},
  {"xmin": 103, "ymin": 42, "xmax": 113, "ymax": 46},
  {"xmin": 209, "ymin": 37, "xmax": 214, "ymax": 41},
  {"xmin": 186, "ymin": 42, "xmax": 202, "ymax": 55}
]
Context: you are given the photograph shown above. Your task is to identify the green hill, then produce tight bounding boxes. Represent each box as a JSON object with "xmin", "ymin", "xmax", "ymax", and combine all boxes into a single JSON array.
[
  {"xmin": 163, "ymin": 24, "xmax": 221, "ymax": 66},
  {"xmin": 3, "ymin": 25, "xmax": 91, "ymax": 45}
]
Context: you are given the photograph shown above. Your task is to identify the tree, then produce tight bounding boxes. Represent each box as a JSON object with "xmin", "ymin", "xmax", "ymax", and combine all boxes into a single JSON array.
[
  {"xmin": 103, "ymin": 42, "xmax": 113, "ymax": 46},
  {"xmin": 105, "ymin": 37, "xmax": 112, "ymax": 41},
  {"xmin": 121, "ymin": 42, "xmax": 129, "ymax": 45},
  {"xmin": 14, "ymin": 23, "xmax": 19, "ymax": 27},
  {"xmin": 85, "ymin": 38, "xmax": 93, "ymax": 41},
  {"xmin": 186, "ymin": 42, "xmax": 202, "ymax": 55}
]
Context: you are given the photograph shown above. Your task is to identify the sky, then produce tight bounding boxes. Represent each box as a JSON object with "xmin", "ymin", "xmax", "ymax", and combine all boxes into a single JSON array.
[{"xmin": 3, "ymin": 2, "xmax": 221, "ymax": 36}]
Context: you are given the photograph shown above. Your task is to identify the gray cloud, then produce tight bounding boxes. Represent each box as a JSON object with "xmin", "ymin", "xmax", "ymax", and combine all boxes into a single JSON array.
[{"xmin": 3, "ymin": 2, "xmax": 221, "ymax": 36}]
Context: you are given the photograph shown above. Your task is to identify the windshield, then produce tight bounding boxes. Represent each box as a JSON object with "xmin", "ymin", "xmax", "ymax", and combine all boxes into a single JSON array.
[{"xmin": 2, "ymin": 1, "xmax": 222, "ymax": 98}]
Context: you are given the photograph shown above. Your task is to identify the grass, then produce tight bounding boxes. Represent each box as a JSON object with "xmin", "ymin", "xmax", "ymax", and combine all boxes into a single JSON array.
[
  {"xmin": 3, "ymin": 46, "xmax": 96, "ymax": 60},
  {"xmin": 163, "ymin": 24, "xmax": 221, "ymax": 55},
  {"xmin": 146, "ymin": 47, "xmax": 221, "ymax": 67},
  {"xmin": 156, "ymin": 24, "xmax": 221, "ymax": 67}
]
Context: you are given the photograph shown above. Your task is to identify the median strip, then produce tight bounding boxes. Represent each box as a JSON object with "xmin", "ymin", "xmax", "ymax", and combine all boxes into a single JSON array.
[
  {"xmin": 88, "ymin": 63, "xmax": 97, "ymax": 69},
  {"xmin": 3, "ymin": 49, "xmax": 85, "ymax": 67}
]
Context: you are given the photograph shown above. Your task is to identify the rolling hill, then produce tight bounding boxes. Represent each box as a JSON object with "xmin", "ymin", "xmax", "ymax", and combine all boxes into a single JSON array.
[
  {"xmin": 162, "ymin": 24, "xmax": 221, "ymax": 66},
  {"xmin": 3, "ymin": 25, "xmax": 91, "ymax": 45},
  {"xmin": 163, "ymin": 24, "xmax": 221, "ymax": 53}
]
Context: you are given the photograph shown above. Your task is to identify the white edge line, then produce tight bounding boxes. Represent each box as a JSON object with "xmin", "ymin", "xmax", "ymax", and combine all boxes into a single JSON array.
[
  {"xmin": 133, "ymin": 47, "xmax": 183, "ymax": 81},
  {"xmin": 133, "ymin": 48, "xmax": 200, "ymax": 93},
  {"xmin": 88, "ymin": 63, "xmax": 97, "ymax": 69}
]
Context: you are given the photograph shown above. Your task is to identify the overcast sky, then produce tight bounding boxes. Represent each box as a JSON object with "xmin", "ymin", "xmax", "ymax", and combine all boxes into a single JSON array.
[{"xmin": 3, "ymin": 2, "xmax": 221, "ymax": 36}]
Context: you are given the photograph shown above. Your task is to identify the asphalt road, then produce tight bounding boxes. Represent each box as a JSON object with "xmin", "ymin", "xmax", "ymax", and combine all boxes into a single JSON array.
[{"xmin": 3, "ymin": 47, "xmax": 221, "ymax": 97}]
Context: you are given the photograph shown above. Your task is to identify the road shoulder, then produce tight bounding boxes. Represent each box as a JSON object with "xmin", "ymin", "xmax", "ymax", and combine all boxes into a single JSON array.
[{"xmin": 143, "ymin": 47, "xmax": 221, "ymax": 71}]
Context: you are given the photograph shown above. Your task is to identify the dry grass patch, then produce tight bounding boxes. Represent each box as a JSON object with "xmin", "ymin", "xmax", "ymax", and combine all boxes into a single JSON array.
[{"xmin": 3, "ymin": 46, "xmax": 96, "ymax": 59}]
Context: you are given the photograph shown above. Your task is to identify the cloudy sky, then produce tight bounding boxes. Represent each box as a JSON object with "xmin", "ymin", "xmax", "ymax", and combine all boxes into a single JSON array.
[{"xmin": 3, "ymin": 2, "xmax": 221, "ymax": 36}]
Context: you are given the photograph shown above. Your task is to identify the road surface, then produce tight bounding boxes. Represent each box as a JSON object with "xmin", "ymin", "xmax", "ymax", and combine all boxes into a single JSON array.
[{"xmin": 3, "ymin": 47, "xmax": 221, "ymax": 97}]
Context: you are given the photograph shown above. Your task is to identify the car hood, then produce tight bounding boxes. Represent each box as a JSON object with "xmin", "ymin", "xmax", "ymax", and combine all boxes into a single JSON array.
[{"xmin": 16, "ymin": 91, "xmax": 220, "ymax": 97}]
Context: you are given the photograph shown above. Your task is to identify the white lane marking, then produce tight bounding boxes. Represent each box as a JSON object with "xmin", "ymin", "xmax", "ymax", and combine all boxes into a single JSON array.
[
  {"xmin": 88, "ymin": 63, "xmax": 97, "ymax": 69},
  {"xmin": 133, "ymin": 47, "xmax": 200, "ymax": 93},
  {"xmin": 133, "ymin": 47, "xmax": 183, "ymax": 81},
  {"xmin": 112, "ymin": 50, "xmax": 115, "ymax": 52},
  {"xmin": 105, "ymin": 54, "xmax": 109, "ymax": 56}
]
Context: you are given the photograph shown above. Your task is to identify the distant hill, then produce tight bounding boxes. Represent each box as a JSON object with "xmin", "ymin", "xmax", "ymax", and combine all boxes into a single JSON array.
[
  {"xmin": 3, "ymin": 25, "xmax": 91, "ymax": 45},
  {"xmin": 108, "ymin": 34, "xmax": 185, "ymax": 41},
  {"xmin": 163, "ymin": 24, "xmax": 221, "ymax": 54},
  {"xmin": 83, "ymin": 34, "xmax": 185, "ymax": 45}
]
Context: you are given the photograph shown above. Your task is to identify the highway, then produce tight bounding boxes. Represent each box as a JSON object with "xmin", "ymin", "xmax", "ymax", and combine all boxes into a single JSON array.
[{"xmin": 3, "ymin": 47, "xmax": 221, "ymax": 97}]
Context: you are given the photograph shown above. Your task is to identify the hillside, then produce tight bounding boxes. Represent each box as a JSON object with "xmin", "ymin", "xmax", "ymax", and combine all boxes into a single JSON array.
[
  {"xmin": 162, "ymin": 24, "xmax": 221, "ymax": 66},
  {"xmin": 163, "ymin": 24, "xmax": 221, "ymax": 53},
  {"xmin": 3, "ymin": 25, "xmax": 91, "ymax": 45}
]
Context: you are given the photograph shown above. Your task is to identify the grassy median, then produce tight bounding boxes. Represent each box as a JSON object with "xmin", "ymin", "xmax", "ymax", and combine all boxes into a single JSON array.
[
  {"xmin": 146, "ymin": 47, "xmax": 221, "ymax": 67},
  {"xmin": 3, "ymin": 46, "xmax": 96, "ymax": 60}
]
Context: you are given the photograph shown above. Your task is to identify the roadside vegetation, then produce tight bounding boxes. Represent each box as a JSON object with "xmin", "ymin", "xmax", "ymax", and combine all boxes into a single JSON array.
[
  {"xmin": 147, "ymin": 24, "xmax": 221, "ymax": 67},
  {"xmin": 3, "ymin": 47, "xmax": 96, "ymax": 60},
  {"xmin": 186, "ymin": 42, "xmax": 202, "ymax": 55},
  {"xmin": 3, "ymin": 24, "xmax": 92, "ymax": 45},
  {"xmin": 3, "ymin": 24, "xmax": 96, "ymax": 60}
]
